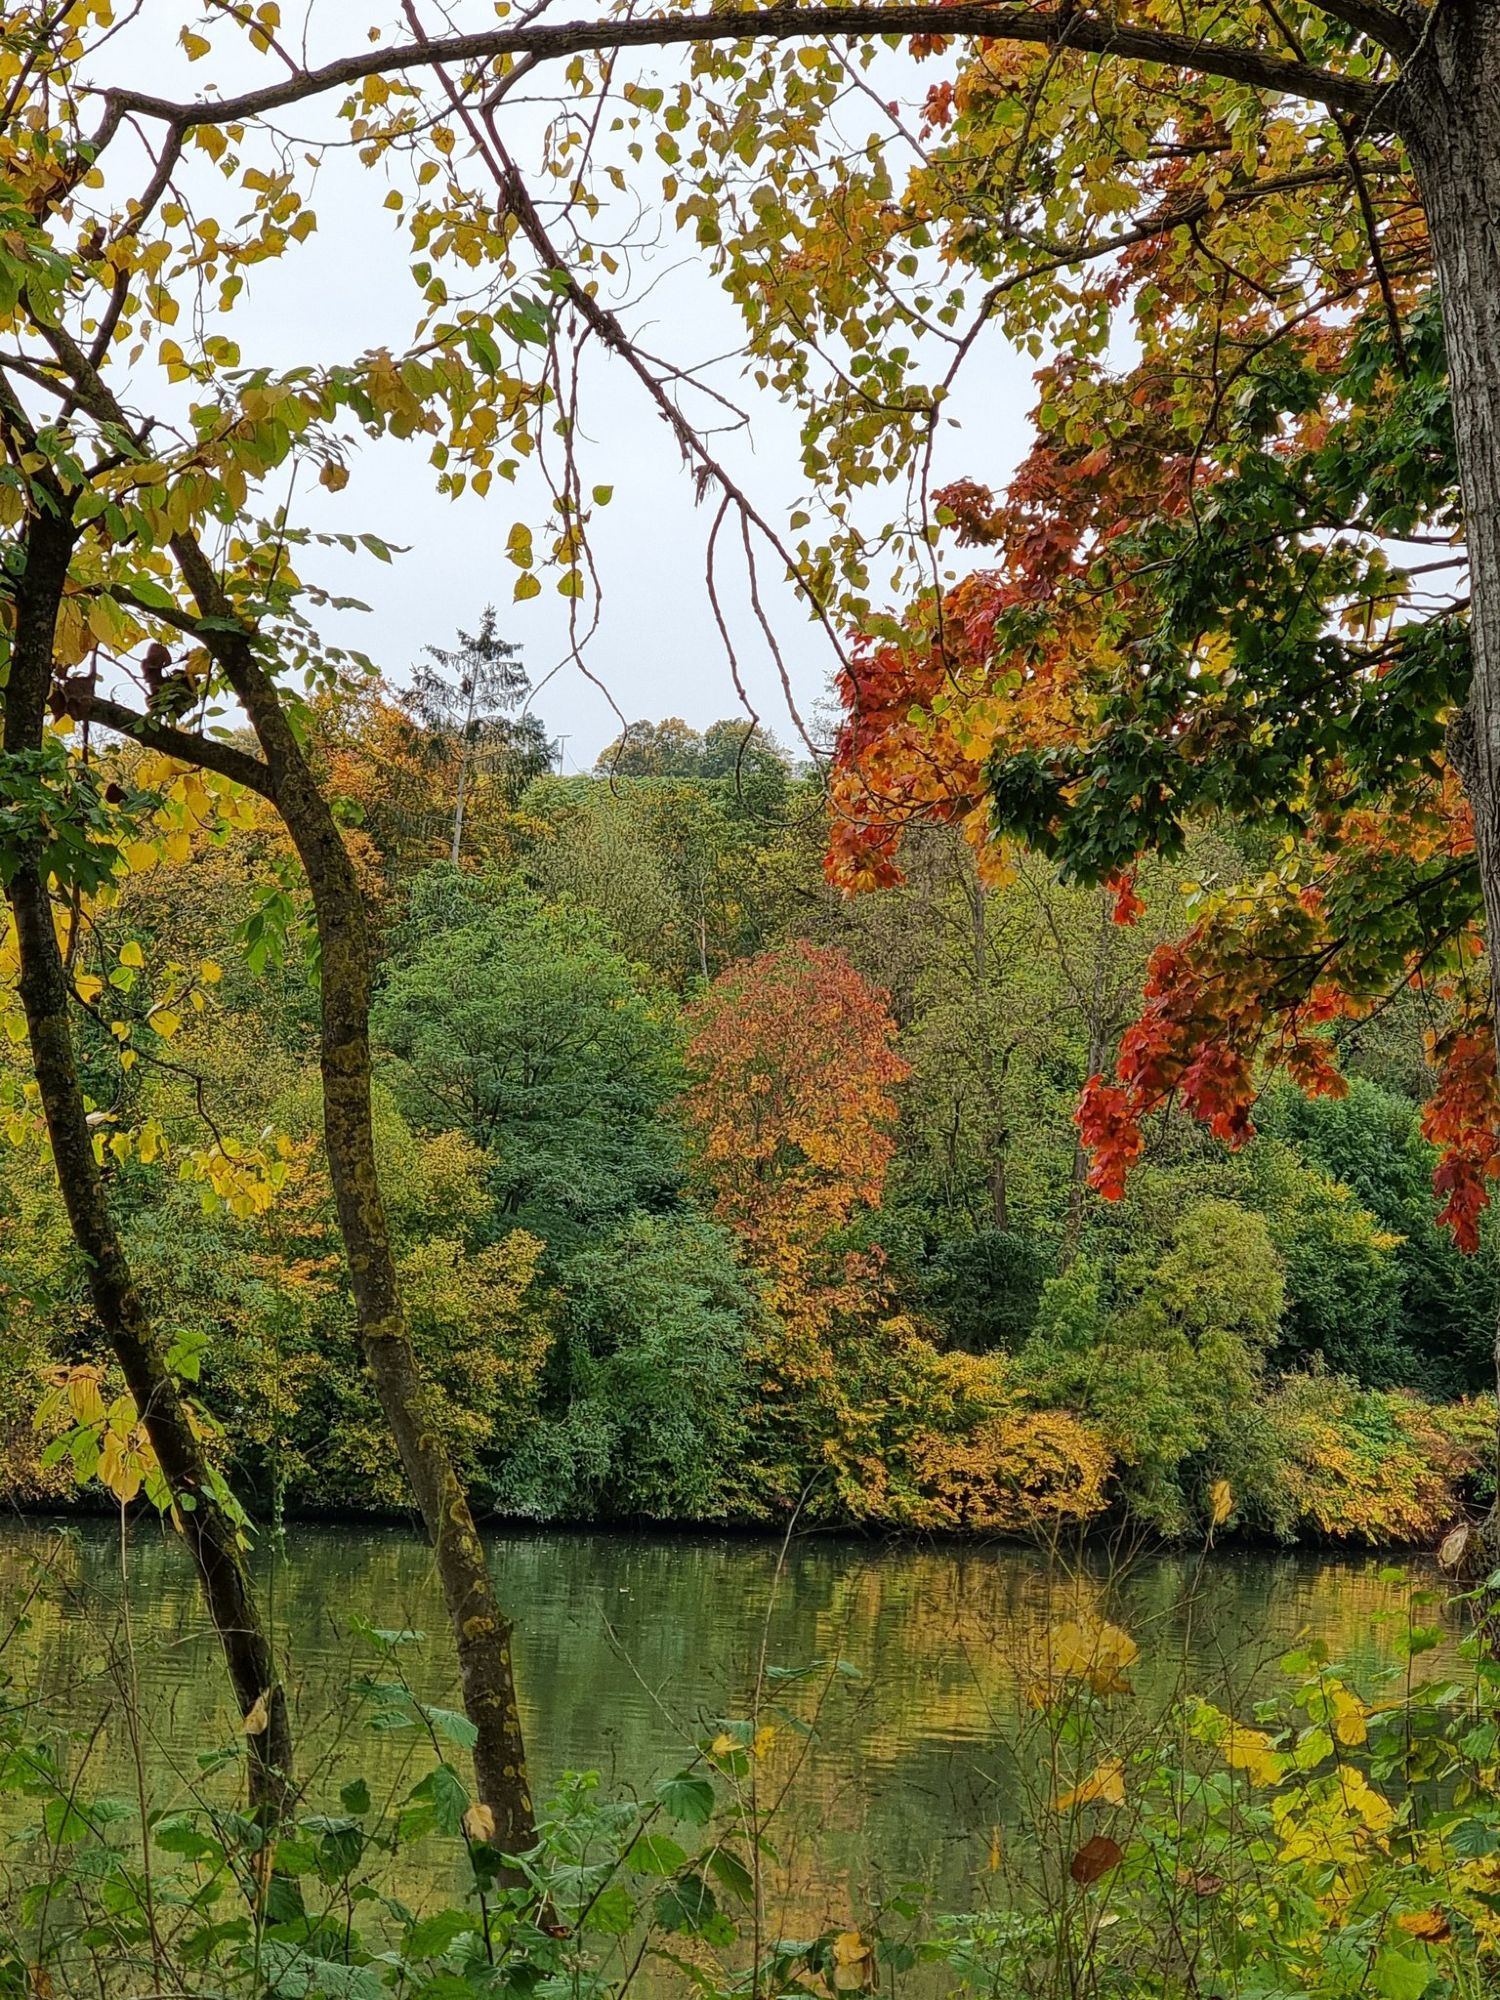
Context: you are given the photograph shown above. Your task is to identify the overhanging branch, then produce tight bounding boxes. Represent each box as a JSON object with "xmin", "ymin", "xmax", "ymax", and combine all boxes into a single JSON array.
[
  {"xmin": 58, "ymin": 688, "xmax": 276, "ymax": 799},
  {"xmin": 90, "ymin": 6, "xmax": 1386, "ymax": 139}
]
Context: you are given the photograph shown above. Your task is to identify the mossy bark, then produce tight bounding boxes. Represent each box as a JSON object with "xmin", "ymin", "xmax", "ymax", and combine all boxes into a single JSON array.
[
  {"xmin": 3, "ymin": 508, "xmax": 292, "ymax": 1817},
  {"xmin": 170, "ymin": 533, "xmax": 536, "ymax": 1870}
]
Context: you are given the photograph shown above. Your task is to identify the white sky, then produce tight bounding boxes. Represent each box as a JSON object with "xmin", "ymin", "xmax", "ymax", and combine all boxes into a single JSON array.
[{"xmin": 83, "ymin": 4, "xmax": 1038, "ymax": 769}]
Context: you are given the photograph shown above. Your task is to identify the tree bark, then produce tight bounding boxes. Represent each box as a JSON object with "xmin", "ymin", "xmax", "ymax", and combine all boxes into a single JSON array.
[
  {"xmin": 167, "ymin": 535, "xmax": 536, "ymax": 1870},
  {"xmin": 2, "ymin": 510, "xmax": 292, "ymax": 1816},
  {"xmin": 1403, "ymin": 3, "xmax": 1500, "ymax": 1563}
]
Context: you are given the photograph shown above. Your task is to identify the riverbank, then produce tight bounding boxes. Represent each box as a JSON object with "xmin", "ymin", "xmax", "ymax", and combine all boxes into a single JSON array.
[{"xmin": 9, "ymin": 1375, "xmax": 1494, "ymax": 1549}]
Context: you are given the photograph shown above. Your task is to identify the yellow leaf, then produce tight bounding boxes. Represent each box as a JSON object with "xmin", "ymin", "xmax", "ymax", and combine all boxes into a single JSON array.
[
  {"xmin": 1222, "ymin": 1723, "xmax": 1282, "ymax": 1787},
  {"xmin": 1209, "ymin": 1479, "xmax": 1233, "ymax": 1529},
  {"xmin": 67, "ymin": 1370, "xmax": 106, "ymax": 1426},
  {"xmin": 462, "ymin": 1803, "xmax": 497, "ymax": 1843},
  {"xmin": 180, "ymin": 28, "xmax": 210, "ymax": 59},
  {"xmin": 1397, "ymin": 1909, "xmax": 1451, "ymax": 1942},
  {"xmin": 150, "ymin": 1009, "xmax": 181, "ymax": 1039},
  {"xmin": 1331, "ymin": 1686, "xmax": 1368, "ymax": 1748},
  {"xmin": 1047, "ymin": 1618, "xmax": 1139, "ymax": 1696},
  {"xmin": 830, "ymin": 1933, "xmax": 873, "ymax": 1990},
  {"xmin": 242, "ymin": 1690, "xmax": 271, "ymax": 1736},
  {"xmin": 119, "ymin": 941, "xmax": 144, "ymax": 969},
  {"xmin": 74, "ymin": 973, "xmax": 102, "ymax": 1003},
  {"xmin": 1055, "ymin": 1759, "xmax": 1125, "ymax": 1812},
  {"xmin": 198, "ymin": 960, "xmax": 223, "ymax": 984}
]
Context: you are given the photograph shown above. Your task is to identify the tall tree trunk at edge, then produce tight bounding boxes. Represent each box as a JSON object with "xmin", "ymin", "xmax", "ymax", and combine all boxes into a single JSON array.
[
  {"xmin": 1406, "ymin": 3, "xmax": 1500, "ymax": 1562},
  {"xmin": 3, "ymin": 509, "xmax": 292, "ymax": 1816}
]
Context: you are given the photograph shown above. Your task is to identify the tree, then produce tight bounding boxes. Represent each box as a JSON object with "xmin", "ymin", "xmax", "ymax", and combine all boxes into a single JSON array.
[
  {"xmin": 1022, "ymin": 1198, "xmax": 1285, "ymax": 1535},
  {"xmin": 795, "ymin": 9, "xmax": 1500, "ymax": 1296},
  {"xmin": 374, "ymin": 874, "xmax": 683, "ymax": 1246},
  {"xmin": 682, "ymin": 942, "xmax": 908, "ymax": 1279},
  {"xmin": 492, "ymin": 1212, "xmax": 756, "ymax": 1522},
  {"xmin": 407, "ymin": 610, "xmax": 552, "ymax": 866}
]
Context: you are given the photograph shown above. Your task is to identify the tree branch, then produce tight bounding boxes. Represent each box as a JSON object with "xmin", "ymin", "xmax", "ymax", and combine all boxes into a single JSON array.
[
  {"xmin": 56, "ymin": 687, "xmax": 276, "ymax": 799},
  {"xmin": 90, "ymin": 6, "xmax": 1385, "ymax": 136},
  {"xmin": 1308, "ymin": 0, "xmax": 1418, "ymax": 61}
]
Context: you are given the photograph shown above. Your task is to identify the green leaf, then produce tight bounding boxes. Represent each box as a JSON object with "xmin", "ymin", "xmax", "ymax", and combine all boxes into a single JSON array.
[
  {"xmin": 339, "ymin": 1778, "xmax": 372, "ymax": 1817},
  {"xmin": 627, "ymin": 1832, "xmax": 688, "ymax": 1876},
  {"xmin": 584, "ymin": 1885, "xmax": 637, "ymax": 1936},
  {"xmin": 259, "ymin": 1941, "xmax": 385, "ymax": 2000},
  {"xmin": 397, "ymin": 1763, "xmax": 469, "ymax": 1842},
  {"xmin": 654, "ymin": 1772, "xmax": 715, "ymax": 1826},
  {"xmin": 404, "ymin": 1908, "xmax": 481, "ymax": 1959},
  {"xmin": 1371, "ymin": 1950, "xmax": 1433, "ymax": 2000},
  {"xmin": 465, "ymin": 326, "xmax": 503, "ymax": 377},
  {"xmin": 417, "ymin": 1703, "xmax": 479, "ymax": 1751},
  {"xmin": 707, "ymin": 1847, "xmax": 755, "ymax": 1904},
  {"xmin": 654, "ymin": 1874, "xmax": 734, "ymax": 1945},
  {"xmin": 43, "ymin": 1797, "xmax": 92, "ymax": 1844}
]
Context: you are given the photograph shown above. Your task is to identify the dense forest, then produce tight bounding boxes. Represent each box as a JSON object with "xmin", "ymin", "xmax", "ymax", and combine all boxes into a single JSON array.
[{"xmin": 9, "ymin": 638, "xmax": 1493, "ymax": 1549}]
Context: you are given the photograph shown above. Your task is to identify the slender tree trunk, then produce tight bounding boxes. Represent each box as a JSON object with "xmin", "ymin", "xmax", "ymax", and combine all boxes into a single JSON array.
[
  {"xmin": 3, "ymin": 511, "xmax": 292, "ymax": 1814},
  {"xmin": 451, "ymin": 674, "xmax": 478, "ymax": 868},
  {"xmin": 990, "ymin": 1154, "xmax": 1008, "ymax": 1234},
  {"xmin": 1405, "ymin": 5, "xmax": 1500, "ymax": 1564},
  {"xmin": 1061, "ymin": 894, "xmax": 1113, "ymax": 1267},
  {"xmin": 169, "ymin": 537, "xmax": 536, "ymax": 1869}
]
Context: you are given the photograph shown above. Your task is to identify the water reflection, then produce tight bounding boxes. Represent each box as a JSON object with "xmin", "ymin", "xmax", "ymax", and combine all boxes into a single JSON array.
[{"xmin": 0, "ymin": 1519, "xmax": 1457, "ymax": 1924}]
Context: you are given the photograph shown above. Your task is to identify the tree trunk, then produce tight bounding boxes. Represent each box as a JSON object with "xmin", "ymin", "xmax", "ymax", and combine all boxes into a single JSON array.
[
  {"xmin": 168, "ymin": 537, "xmax": 536, "ymax": 1869},
  {"xmin": 1404, "ymin": 5, "xmax": 1500, "ymax": 1562},
  {"xmin": 990, "ymin": 1153, "xmax": 1008, "ymax": 1233},
  {"xmin": 3, "ymin": 512, "xmax": 292, "ymax": 1816},
  {"xmin": 1061, "ymin": 894, "xmax": 1114, "ymax": 1268}
]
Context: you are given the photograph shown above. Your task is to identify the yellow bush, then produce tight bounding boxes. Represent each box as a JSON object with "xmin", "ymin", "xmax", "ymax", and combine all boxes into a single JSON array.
[{"xmin": 908, "ymin": 1401, "xmax": 1113, "ymax": 1533}]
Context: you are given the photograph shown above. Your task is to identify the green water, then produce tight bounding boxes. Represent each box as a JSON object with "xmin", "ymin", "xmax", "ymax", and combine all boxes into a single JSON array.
[{"xmin": 0, "ymin": 1519, "xmax": 1461, "ymax": 1926}]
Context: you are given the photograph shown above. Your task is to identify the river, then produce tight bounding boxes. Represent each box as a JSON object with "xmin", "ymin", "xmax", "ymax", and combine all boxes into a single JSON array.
[{"xmin": 0, "ymin": 1519, "xmax": 1465, "ymax": 1930}]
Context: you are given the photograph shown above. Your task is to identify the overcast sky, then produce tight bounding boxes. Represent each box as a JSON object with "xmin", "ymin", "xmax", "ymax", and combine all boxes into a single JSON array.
[{"xmin": 85, "ymin": 5, "xmax": 1038, "ymax": 769}]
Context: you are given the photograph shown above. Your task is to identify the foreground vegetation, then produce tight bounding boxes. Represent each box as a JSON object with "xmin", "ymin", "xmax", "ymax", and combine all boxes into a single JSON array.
[
  {"xmin": 5, "ymin": 685, "xmax": 1496, "ymax": 1552},
  {"xmin": 4, "ymin": 1534, "xmax": 1496, "ymax": 2000}
]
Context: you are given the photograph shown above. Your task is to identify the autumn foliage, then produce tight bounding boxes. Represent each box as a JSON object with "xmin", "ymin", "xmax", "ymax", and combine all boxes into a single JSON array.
[{"xmin": 682, "ymin": 942, "xmax": 908, "ymax": 1279}]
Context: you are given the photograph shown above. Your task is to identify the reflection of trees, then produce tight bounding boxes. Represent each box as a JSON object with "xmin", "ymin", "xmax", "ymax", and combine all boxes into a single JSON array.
[{"xmin": 0, "ymin": 1525, "xmax": 1451, "ymax": 1926}]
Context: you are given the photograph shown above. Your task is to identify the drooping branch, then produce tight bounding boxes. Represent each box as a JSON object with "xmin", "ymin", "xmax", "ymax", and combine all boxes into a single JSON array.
[{"xmin": 88, "ymin": 5, "xmax": 1387, "ymax": 145}]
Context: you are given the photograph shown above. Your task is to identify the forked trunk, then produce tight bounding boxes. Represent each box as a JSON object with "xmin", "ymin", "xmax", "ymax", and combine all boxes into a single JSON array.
[{"xmin": 3, "ymin": 511, "xmax": 292, "ymax": 1816}]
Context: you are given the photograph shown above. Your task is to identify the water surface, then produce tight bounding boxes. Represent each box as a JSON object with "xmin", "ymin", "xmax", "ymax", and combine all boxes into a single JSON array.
[{"xmin": 0, "ymin": 1520, "xmax": 1461, "ymax": 1926}]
